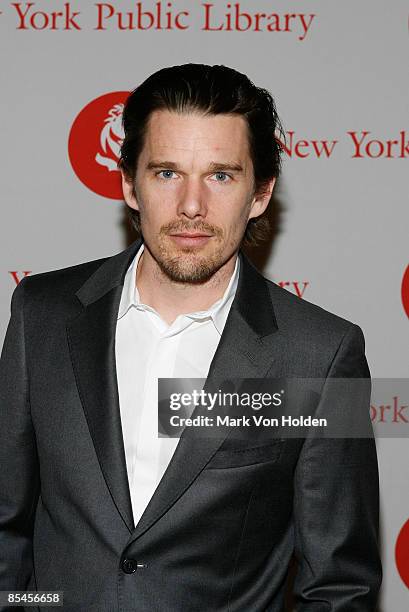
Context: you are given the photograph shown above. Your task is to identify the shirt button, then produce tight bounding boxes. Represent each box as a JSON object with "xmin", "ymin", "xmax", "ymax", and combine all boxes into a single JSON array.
[{"xmin": 122, "ymin": 558, "xmax": 137, "ymax": 574}]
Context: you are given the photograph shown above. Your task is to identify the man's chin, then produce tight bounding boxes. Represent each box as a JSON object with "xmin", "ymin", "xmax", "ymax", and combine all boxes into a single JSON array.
[{"xmin": 156, "ymin": 254, "xmax": 223, "ymax": 284}]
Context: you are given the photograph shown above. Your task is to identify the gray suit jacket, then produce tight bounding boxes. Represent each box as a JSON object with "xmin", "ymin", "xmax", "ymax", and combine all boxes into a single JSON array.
[{"xmin": 0, "ymin": 238, "xmax": 382, "ymax": 611}]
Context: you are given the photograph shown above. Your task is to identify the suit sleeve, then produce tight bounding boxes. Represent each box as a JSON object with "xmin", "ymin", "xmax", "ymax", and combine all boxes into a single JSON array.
[
  {"xmin": 292, "ymin": 324, "xmax": 382, "ymax": 611},
  {"xmin": 0, "ymin": 278, "xmax": 40, "ymax": 596}
]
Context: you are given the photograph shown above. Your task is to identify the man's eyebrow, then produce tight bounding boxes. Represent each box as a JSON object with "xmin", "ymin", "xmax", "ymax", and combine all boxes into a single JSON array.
[{"xmin": 145, "ymin": 160, "xmax": 244, "ymax": 173}]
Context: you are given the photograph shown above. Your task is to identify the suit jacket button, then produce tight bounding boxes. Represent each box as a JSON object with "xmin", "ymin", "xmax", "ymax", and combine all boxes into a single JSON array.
[{"xmin": 122, "ymin": 558, "xmax": 137, "ymax": 574}]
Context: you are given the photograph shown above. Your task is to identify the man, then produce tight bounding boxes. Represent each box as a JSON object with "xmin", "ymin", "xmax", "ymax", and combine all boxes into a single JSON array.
[{"xmin": 0, "ymin": 64, "xmax": 381, "ymax": 611}]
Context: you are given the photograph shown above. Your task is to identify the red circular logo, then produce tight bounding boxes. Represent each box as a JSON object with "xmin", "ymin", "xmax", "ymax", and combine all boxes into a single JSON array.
[
  {"xmin": 68, "ymin": 91, "xmax": 130, "ymax": 199},
  {"xmin": 396, "ymin": 518, "xmax": 409, "ymax": 589},
  {"xmin": 402, "ymin": 265, "xmax": 409, "ymax": 319}
]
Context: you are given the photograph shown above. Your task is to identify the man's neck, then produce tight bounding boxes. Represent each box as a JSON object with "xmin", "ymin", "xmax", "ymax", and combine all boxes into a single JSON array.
[{"xmin": 135, "ymin": 247, "xmax": 238, "ymax": 326}]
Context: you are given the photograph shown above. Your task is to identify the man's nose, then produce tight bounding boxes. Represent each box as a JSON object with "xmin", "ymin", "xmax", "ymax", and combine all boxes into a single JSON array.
[{"xmin": 176, "ymin": 177, "xmax": 208, "ymax": 218}]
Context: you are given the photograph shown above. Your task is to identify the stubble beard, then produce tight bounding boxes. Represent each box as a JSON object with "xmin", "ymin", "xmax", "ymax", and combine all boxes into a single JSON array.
[{"xmin": 154, "ymin": 223, "xmax": 232, "ymax": 284}]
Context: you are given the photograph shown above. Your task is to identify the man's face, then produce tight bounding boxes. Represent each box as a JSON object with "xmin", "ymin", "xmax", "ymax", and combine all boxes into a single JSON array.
[{"xmin": 121, "ymin": 109, "xmax": 275, "ymax": 283}]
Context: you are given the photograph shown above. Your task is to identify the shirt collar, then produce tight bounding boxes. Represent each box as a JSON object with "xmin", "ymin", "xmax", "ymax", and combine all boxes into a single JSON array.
[{"xmin": 117, "ymin": 242, "xmax": 240, "ymax": 335}]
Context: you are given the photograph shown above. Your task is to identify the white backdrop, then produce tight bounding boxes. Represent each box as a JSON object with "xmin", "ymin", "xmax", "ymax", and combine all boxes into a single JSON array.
[{"xmin": 1, "ymin": 1, "xmax": 408, "ymax": 609}]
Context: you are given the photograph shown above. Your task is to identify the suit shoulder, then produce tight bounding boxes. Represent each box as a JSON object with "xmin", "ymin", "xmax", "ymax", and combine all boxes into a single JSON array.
[
  {"xmin": 18, "ymin": 255, "xmax": 110, "ymax": 301},
  {"xmin": 264, "ymin": 277, "xmax": 360, "ymax": 340}
]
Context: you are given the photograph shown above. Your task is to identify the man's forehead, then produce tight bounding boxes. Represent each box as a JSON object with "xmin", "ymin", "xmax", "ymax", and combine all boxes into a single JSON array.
[
  {"xmin": 148, "ymin": 142, "xmax": 240, "ymax": 153},
  {"xmin": 143, "ymin": 110, "xmax": 249, "ymax": 150}
]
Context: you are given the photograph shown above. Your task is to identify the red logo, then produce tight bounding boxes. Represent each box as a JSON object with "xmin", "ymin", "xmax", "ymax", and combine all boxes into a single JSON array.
[
  {"xmin": 396, "ymin": 518, "xmax": 409, "ymax": 589},
  {"xmin": 68, "ymin": 91, "xmax": 130, "ymax": 199},
  {"xmin": 402, "ymin": 265, "xmax": 409, "ymax": 319}
]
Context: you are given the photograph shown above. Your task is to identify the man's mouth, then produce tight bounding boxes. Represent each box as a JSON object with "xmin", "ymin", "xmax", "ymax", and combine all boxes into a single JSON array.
[
  {"xmin": 168, "ymin": 232, "xmax": 213, "ymax": 246},
  {"xmin": 170, "ymin": 232, "xmax": 213, "ymax": 237}
]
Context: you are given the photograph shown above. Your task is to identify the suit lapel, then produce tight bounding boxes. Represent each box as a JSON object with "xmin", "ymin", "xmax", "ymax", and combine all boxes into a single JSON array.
[
  {"xmin": 66, "ymin": 238, "xmax": 279, "ymax": 540},
  {"xmin": 66, "ymin": 240, "xmax": 143, "ymax": 533}
]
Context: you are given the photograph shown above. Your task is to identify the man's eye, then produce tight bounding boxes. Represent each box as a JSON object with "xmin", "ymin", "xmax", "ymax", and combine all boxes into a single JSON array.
[
  {"xmin": 213, "ymin": 172, "xmax": 231, "ymax": 183},
  {"xmin": 157, "ymin": 170, "xmax": 176, "ymax": 179}
]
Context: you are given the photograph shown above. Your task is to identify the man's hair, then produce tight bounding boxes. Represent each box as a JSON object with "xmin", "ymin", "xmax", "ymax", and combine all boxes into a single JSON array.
[{"xmin": 118, "ymin": 63, "xmax": 284, "ymax": 246}]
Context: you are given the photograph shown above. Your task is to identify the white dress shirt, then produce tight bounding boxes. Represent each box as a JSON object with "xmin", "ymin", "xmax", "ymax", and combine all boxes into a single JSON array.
[{"xmin": 115, "ymin": 243, "xmax": 240, "ymax": 527}]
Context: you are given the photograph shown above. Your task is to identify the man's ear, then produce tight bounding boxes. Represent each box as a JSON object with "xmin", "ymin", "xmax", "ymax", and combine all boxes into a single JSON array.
[
  {"xmin": 248, "ymin": 177, "xmax": 276, "ymax": 220},
  {"xmin": 120, "ymin": 169, "xmax": 139, "ymax": 211}
]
